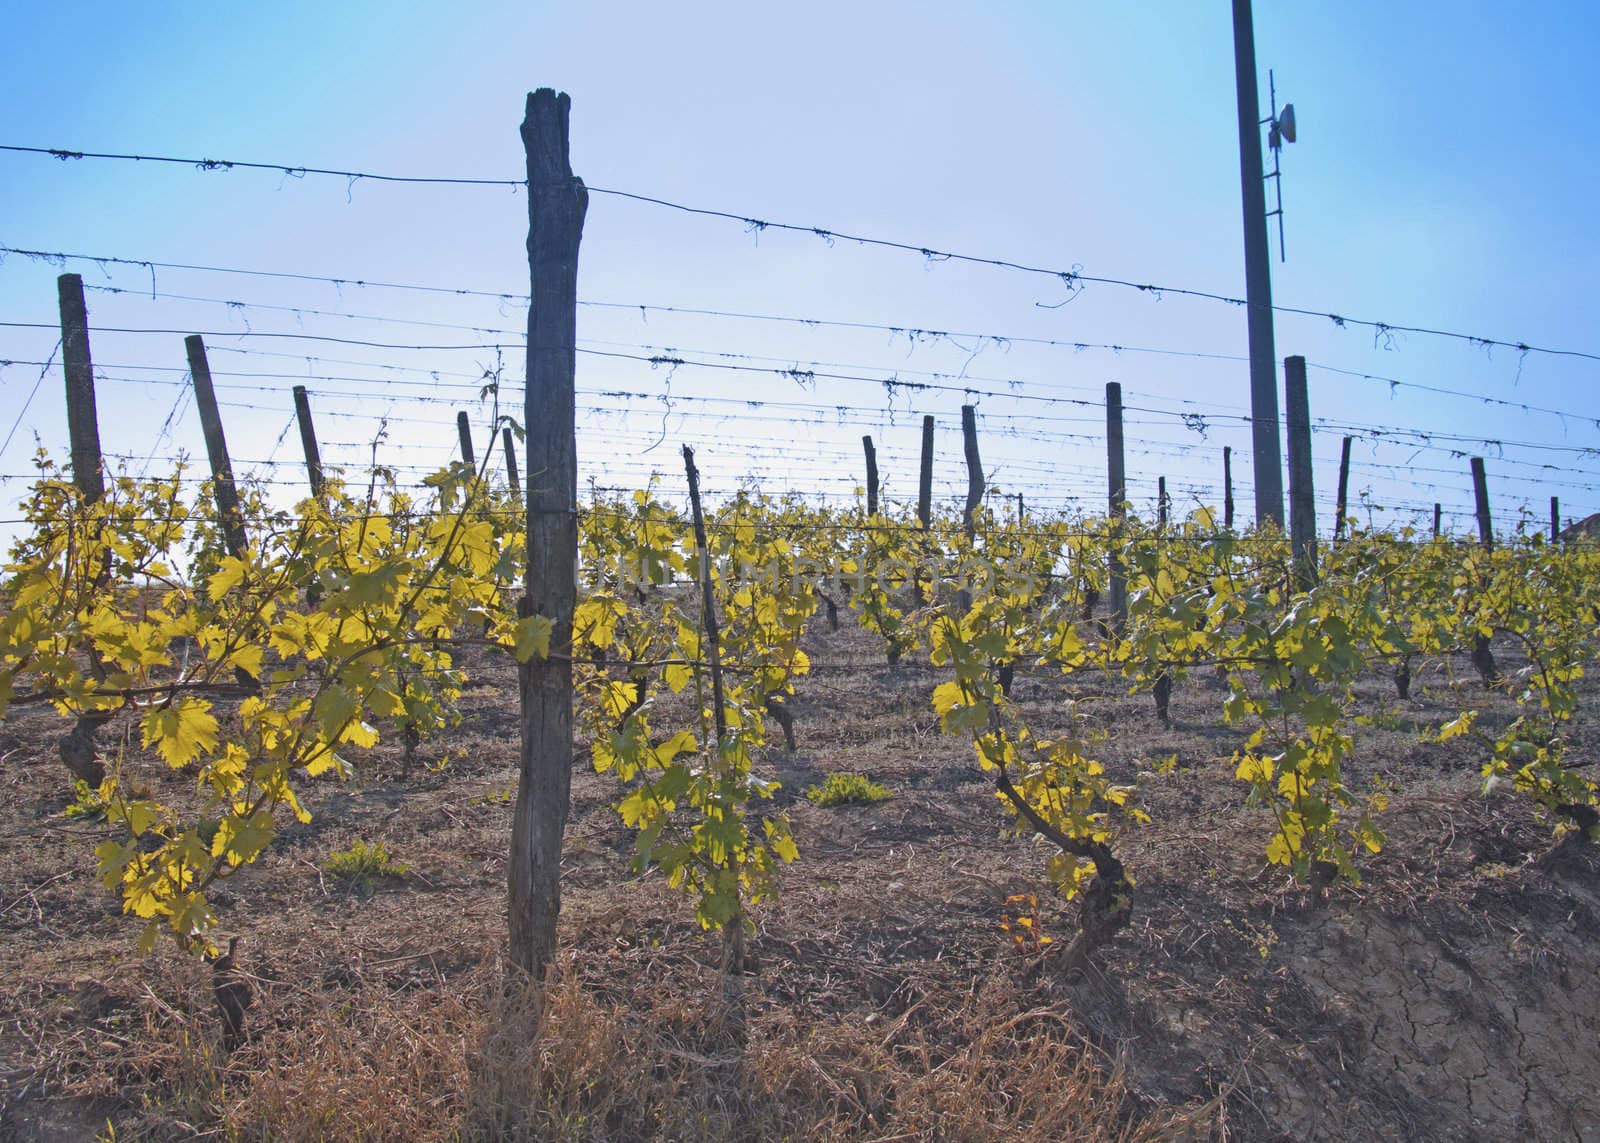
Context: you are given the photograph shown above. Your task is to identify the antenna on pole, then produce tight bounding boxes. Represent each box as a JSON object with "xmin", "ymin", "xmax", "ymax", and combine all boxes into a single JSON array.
[{"xmin": 1261, "ymin": 69, "xmax": 1297, "ymax": 262}]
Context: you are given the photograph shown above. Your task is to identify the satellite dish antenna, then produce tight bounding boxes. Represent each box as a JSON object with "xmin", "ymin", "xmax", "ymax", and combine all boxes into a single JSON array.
[{"xmin": 1260, "ymin": 72, "xmax": 1296, "ymax": 261}]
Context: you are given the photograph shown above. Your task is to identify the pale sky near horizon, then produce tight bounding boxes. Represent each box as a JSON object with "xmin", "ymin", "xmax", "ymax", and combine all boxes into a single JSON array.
[{"xmin": 3, "ymin": 1, "xmax": 1598, "ymax": 544}]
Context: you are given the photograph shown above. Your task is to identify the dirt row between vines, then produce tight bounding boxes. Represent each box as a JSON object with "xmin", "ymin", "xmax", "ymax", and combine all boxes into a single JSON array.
[{"xmin": 2, "ymin": 618, "xmax": 1598, "ymax": 1140}]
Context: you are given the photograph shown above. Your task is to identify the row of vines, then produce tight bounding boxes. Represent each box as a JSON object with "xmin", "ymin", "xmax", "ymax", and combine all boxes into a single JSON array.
[{"xmin": 1, "ymin": 444, "xmax": 1596, "ymax": 980}]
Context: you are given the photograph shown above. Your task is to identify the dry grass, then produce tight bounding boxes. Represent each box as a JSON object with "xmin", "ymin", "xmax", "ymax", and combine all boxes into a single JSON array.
[
  {"xmin": 82, "ymin": 957, "xmax": 1212, "ymax": 1142},
  {"xmin": 7, "ymin": 625, "xmax": 1600, "ymax": 1140}
]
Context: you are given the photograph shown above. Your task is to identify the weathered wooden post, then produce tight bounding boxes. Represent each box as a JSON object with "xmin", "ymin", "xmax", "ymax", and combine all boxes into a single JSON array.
[
  {"xmin": 1551, "ymin": 495, "xmax": 1560, "ymax": 545},
  {"xmin": 960, "ymin": 406, "xmax": 984, "ymax": 539},
  {"xmin": 186, "ymin": 335, "xmax": 247, "ymax": 559},
  {"xmin": 1107, "ymin": 382, "xmax": 1128, "ymax": 632},
  {"xmin": 502, "ymin": 425, "xmax": 522, "ymax": 503},
  {"xmin": 681, "ymin": 445, "xmax": 745, "ymax": 998},
  {"xmin": 1157, "ymin": 476, "xmax": 1169, "ymax": 530},
  {"xmin": 60, "ymin": 275, "xmax": 105, "ymax": 504},
  {"xmin": 1433, "ymin": 503, "xmax": 1442, "ymax": 540},
  {"xmin": 291, "ymin": 386, "xmax": 324, "ymax": 497},
  {"xmin": 1222, "ymin": 445, "xmax": 1235, "ymax": 531},
  {"xmin": 57, "ymin": 273, "xmax": 109, "ymax": 784},
  {"xmin": 1469, "ymin": 457, "xmax": 1499, "ymax": 684},
  {"xmin": 509, "ymin": 88, "xmax": 587, "ymax": 981},
  {"xmin": 457, "ymin": 411, "xmax": 476, "ymax": 468},
  {"xmin": 1334, "ymin": 436, "xmax": 1352, "ymax": 542},
  {"xmin": 1284, "ymin": 355, "xmax": 1318, "ymax": 587},
  {"xmin": 917, "ymin": 415, "xmax": 935, "ymax": 529},
  {"xmin": 862, "ymin": 434, "xmax": 879, "ymax": 516}
]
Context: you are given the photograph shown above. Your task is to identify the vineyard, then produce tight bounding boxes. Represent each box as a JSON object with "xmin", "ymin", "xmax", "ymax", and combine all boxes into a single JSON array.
[
  {"xmin": 4, "ymin": 86, "xmax": 1600, "ymax": 1142},
  {"xmin": 4, "ymin": 448, "xmax": 1600, "ymax": 1138}
]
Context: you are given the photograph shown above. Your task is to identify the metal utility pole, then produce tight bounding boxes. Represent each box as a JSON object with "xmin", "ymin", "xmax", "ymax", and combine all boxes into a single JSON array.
[{"xmin": 1232, "ymin": 0, "xmax": 1284, "ymax": 527}]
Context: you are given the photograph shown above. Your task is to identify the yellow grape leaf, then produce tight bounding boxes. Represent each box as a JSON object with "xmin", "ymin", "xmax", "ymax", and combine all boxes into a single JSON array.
[
  {"xmin": 341, "ymin": 720, "xmax": 380, "ymax": 749},
  {"xmin": 1265, "ymin": 832, "xmax": 1296, "ymax": 866},
  {"xmin": 228, "ymin": 643, "xmax": 264, "ymax": 680},
  {"xmin": 931, "ymin": 681, "xmax": 965, "ymax": 716},
  {"xmin": 600, "ymin": 680, "xmax": 638, "ymax": 722},
  {"xmin": 1435, "ymin": 711, "xmax": 1477, "ymax": 742},
  {"xmin": 513, "ymin": 614, "xmax": 554, "ymax": 661},
  {"xmin": 654, "ymin": 730, "xmax": 699, "ymax": 765},
  {"xmin": 207, "ymin": 555, "xmax": 249, "ymax": 601},
  {"xmin": 663, "ymin": 662, "xmax": 694, "ymax": 693},
  {"xmin": 1235, "ymin": 753, "xmax": 1274, "ymax": 784},
  {"xmin": 368, "ymin": 688, "xmax": 407, "ymax": 718},
  {"xmin": 212, "ymin": 810, "xmax": 275, "ymax": 866},
  {"xmin": 140, "ymin": 698, "xmax": 220, "ymax": 769},
  {"xmin": 618, "ymin": 789, "xmax": 651, "ymax": 827}
]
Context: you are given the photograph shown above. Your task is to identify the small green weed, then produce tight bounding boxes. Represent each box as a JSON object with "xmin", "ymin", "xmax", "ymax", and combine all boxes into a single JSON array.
[
  {"xmin": 805, "ymin": 772, "xmax": 892, "ymax": 807},
  {"xmin": 63, "ymin": 779, "xmax": 110, "ymax": 822},
  {"xmin": 324, "ymin": 839, "xmax": 408, "ymax": 894}
]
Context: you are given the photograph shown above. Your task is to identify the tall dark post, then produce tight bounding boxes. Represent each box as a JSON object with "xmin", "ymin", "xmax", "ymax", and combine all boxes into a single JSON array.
[
  {"xmin": 960, "ymin": 406, "xmax": 983, "ymax": 537},
  {"xmin": 1283, "ymin": 355, "xmax": 1317, "ymax": 586},
  {"xmin": 1468, "ymin": 458, "xmax": 1499, "ymax": 683},
  {"xmin": 1232, "ymin": 0, "xmax": 1284, "ymax": 526},
  {"xmin": 1223, "ymin": 445, "xmax": 1235, "ymax": 530},
  {"xmin": 502, "ymin": 425, "xmax": 522, "ymax": 503},
  {"xmin": 862, "ymin": 434, "xmax": 879, "ymax": 516},
  {"xmin": 1334, "ymin": 435, "xmax": 1352, "ymax": 542},
  {"xmin": 1551, "ymin": 496, "xmax": 1560, "ymax": 544},
  {"xmin": 457, "ymin": 411, "xmax": 476, "ymax": 468},
  {"xmin": 917, "ymin": 414, "xmax": 935, "ymax": 529},
  {"xmin": 1106, "ymin": 382, "xmax": 1128, "ymax": 631},
  {"xmin": 1157, "ymin": 476, "xmax": 1169, "ymax": 530},
  {"xmin": 56, "ymin": 273, "xmax": 110, "ymax": 785},
  {"xmin": 1471, "ymin": 458, "xmax": 1493, "ymax": 551},
  {"xmin": 186, "ymin": 335, "xmax": 247, "ymax": 558},
  {"xmin": 291, "ymin": 386, "xmax": 324, "ymax": 497},
  {"xmin": 58, "ymin": 274, "xmax": 105, "ymax": 504},
  {"xmin": 1433, "ymin": 503, "xmax": 1442, "ymax": 540},
  {"xmin": 510, "ymin": 88, "xmax": 587, "ymax": 980},
  {"xmin": 682, "ymin": 445, "xmax": 742, "ymax": 992}
]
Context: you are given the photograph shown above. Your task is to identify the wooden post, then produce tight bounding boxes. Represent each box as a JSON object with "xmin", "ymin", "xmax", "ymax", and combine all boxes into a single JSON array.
[
  {"xmin": 509, "ymin": 88, "xmax": 587, "ymax": 981},
  {"xmin": 59, "ymin": 274, "xmax": 105, "ymax": 504},
  {"xmin": 680, "ymin": 451, "xmax": 727, "ymax": 740},
  {"xmin": 457, "ymin": 411, "xmax": 476, "ymax": 468},
  {"xmin": 1551, "ymin": 495, "xmax": 1560, "ymax": 544},
  {"xmin": 186, "ymin": 335, "xmax": 247, "ymax": 559},
  {"xmin": 1471, "ymin": 458, "xmax": 1493, "ymax": 551},
  {"xmin": 56, "ymin": 273, "xmax": 110, "ymax": 785},
  {"xmin": 917, "ymin": 414, "xmax": 934, "ymax": 529},
  {"xmin": 1283, "ymin": 355, "xmax": 1318, "ymax": 586},
  {"xmin": 1433, "ymin": 503, "xmax": 1442, "ymax": 539},
  {"xmin": 1223, "ymin": 446, "xmax": 1235, "ymax": 531},
  {"xmin": 960, "ymin": 405, "xmax": 983, "ymax": 538},
  {"xmin": 1334, "ymin": 436, "xmax": 1352, "ymax": 542},
  {"xmin": 683, "ymin": 444, "xmax": 745, "ymax": 994},
  {"xmin": 1016, "ymin": 492, "xmax": 1025, "ymax": 521},
  {"xmin": 291, "ymin": 386, "xmax": 324, "ymax": 497},
  {"xmin": 1107, "ymin": 382, "xmax": 1128, "ymax": 632},
  {"xmin": 502, "ymin": 425, "xmax": 522, "ymax": 503},
  {"xmin": 1157, "ymin": 476, "xmax": 1168, "ymax": 530},
  {"xmin": 1469, "ymin": 457, "xmax": 1499, "ymax": 684},
  {"xmin": 862, "ymin": 434, "xmax": 879, "ymax": 516}
]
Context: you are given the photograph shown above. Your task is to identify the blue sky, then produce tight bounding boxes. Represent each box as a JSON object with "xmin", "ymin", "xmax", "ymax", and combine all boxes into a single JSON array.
[{"xmin": 3, "ymin": 1, "xmax": 1598, "ymax": 541}]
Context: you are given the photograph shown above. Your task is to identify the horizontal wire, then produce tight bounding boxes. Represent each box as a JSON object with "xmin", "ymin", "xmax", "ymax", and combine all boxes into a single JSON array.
[
  {"xmin": 11, "ymin": 246, "xmax": 1596, "ymax": 425},
  {"xmin": 3, "ymin": 148, "xmax": 1597, "ymax": 362}
]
